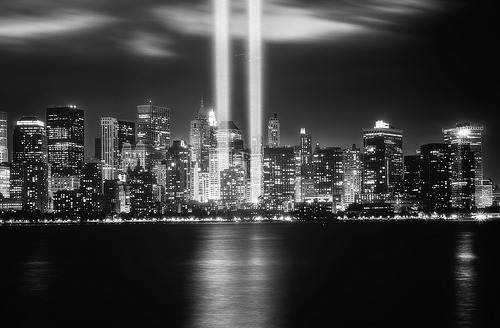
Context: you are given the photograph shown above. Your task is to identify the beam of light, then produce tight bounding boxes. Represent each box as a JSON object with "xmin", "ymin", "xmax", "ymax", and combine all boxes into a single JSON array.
[
  {"xmin": 214, "ymin": 0, "xmax": 231, "ymax": 124},
  {"xmin": 248, "ymin": 0, "xmax": 263, "ymax": 204},
  {"xmin": 213, "ymin": 0, "xmax": 230, "ymax": 201}
]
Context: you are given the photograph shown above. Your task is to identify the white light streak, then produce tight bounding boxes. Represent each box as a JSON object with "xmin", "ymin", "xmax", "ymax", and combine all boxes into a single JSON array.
[
  {"xmin": 249, "ymin": 0, "xmax": 263, "ymax": 203},
  {"xmin": 214, "ymin": 0, "xmax": 231, "ymax": 124}
]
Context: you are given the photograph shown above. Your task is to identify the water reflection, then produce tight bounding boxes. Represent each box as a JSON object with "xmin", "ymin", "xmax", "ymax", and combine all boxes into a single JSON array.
[
  {"xmin": 455, "ymin": 231, "xmax": 478, "ymax": 327},
  {"xmin": 186, "ymin": 224, "xmax": 285, "ymax": 328}
]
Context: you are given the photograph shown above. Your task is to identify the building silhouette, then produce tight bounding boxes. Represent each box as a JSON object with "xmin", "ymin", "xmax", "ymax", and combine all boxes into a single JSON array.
[
  {"xmin": 443, "ymin": 123, "xmax": 483, "ymax": 210},
  {"xmin": 46, "ymin": 106, "xmax": 84, "ymax": 177},
  {"xmin": 12, "ymin": 117, "xmax": 49, "ymax": 212},
  {"xmin": 420, "ymin": 143, "xmax": 451, "ymax": 211},
  {"xmin": 362, "ymin": 120, "xmax": 403, "ymax": 200},
  {"xmin": 267, "ymin": 113, "xmax": 280, "ymax": 148}
]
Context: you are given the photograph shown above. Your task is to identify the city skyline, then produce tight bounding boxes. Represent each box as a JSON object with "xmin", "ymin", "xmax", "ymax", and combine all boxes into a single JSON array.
[{"xmin": 0, "ymin": 0, "xmax": 498, "ymax": 179}]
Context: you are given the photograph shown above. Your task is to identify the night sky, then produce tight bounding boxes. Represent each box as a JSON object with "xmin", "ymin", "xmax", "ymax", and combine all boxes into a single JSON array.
[{"xmin": 1, "ymin": 0, "xmax": 499, "ymax": 182}]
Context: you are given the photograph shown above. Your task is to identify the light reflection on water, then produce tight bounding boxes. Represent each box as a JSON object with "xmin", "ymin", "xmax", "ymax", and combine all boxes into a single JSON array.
[
  {"xmin": 455, "ymin": 231, "xmax": 478, "ymax": 328},
  {"xmin": 186, "ymin": 224, "xmax": 286, "ymax": 328}
]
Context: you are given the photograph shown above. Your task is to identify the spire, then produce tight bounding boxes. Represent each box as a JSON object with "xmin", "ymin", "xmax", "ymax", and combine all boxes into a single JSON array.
[{"xmin": 197, "ymin": 96, "xmax": 207, "ymax": 117}]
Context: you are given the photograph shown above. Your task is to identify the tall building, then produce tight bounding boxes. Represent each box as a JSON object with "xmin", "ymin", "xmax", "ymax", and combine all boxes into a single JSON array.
[
  {"xmin": 0, "ymin": 163, "xmax": 10, "ymax": 198},
  {"xmin": 216, "ymin": 121, "xmax": 243, "ymax": 173},
  {"xmin": 443, "ymin": 123, "xmax": 483, "ymax": 210},
  {"xmin": 0, "ymin": 112, "xmax": 7, "ymax": 163},
  {"xmin": 362, "ymin": 120, "xmax": 404, "ymax": 200},
  {"xmin": 46, "ymin": 106, "xmax": 84, "ymax": 177},
  {"xmin": 137, "ymin": 103, "xmax": 170, "ymax": 150},
  {"xmin": 343, "ymin": 144, "xmax": 362, "ymax": 207},
  {"xmin": 12, "ymin": 117, "xmax": 49, "ymax": 211},
  {"xmin": 166, "ymin": 140, "xmax": 191, "ymax": 211},
  {"xmin": 312, "ymin": 145, "xmax": 343, "ymax": 197},
  {"xmin": 420, "ymin": 143, "xmax": 451, "ymax": 211},
  {"xmin": 268, "ymin": 113, "xmax": 280, "ymax": 148},
  {"xmin": 300, "ymin": 128, "xmax": 312, "ymax": 177},
  {"xmin": 189, "ymin": 99, "xmax": 210, "ymax": 170},
  {"xmin": 403, "ymin": 155, "xmax": 421, "ymax": 198},
  {"xmin": 118, "ymin": 120, "xmax": 136, "ymax": 148},
  {"xmin": 101, "ymin": 117, "xmax": 119, "ymax": 181},
  {"xmin": 80, "ymin": 160, "xmax": 103, "ymax": 213},
  {"xmin": 263, "ymin": 147, "xmax": 295, "ymax": 210}
]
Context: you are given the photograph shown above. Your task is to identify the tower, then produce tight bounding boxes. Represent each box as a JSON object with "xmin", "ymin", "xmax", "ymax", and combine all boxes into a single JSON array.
[
  {"xmin": 443, "ymin": 123, "xmax": 484, "ymax": 210},
  {"xmin": 362, "ymin": 120, "xmax": 404, "ymax": 200},
  {"xmin": 0, "ymin": 112, "xmax": 7, "ymax": 163},
  {"xmin": 12, "ymin": 117, "xmax": 49, "ymax": 211},
  {"xmin": 343, "ymin": 144, "xmax": 362, "ymax": 207},
  {"xmin": 137, "ymin": 103, "xmax": 170, "ymax": 149},
  {"xmin": 268, "ymin": 113, "xmax": 280, "ymax": 148},
  {"xmin": 46, "ymin": 106, "xmax": 84, "ymax": 177},
  {"xmin": 101, "ymin": 117, "xmax": 119, "ymax": 181}
]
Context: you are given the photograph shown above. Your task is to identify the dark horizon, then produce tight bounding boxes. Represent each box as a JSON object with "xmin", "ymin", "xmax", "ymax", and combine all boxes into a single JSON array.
[{"xmin": 1, "ymin": 0, "xmax": 499, "ymax": 182}]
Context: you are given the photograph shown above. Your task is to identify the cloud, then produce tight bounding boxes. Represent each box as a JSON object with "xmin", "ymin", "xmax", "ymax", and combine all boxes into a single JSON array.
[
  {"xmin": 152, "ymin": 1, "xmax": 370, "ymax": 43},
  {"xmin": 0, "ymin": 9, "xmax": 114, "ymax": 43},
  {"xmin": 126, "ymin": 32, "xmax": 177, "ymax": 58}
]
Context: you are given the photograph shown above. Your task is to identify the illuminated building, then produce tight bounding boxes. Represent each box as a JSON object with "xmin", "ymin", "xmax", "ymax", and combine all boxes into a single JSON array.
[
  {"xmin": 0, "ymin": 111, "xmax": 7, "ymax": 163},
  {"xmin": 443, "ymin": 123, "xmax": 483, "ymax": 210},
  {"xmin": 12, "ymin": 117, "xmax": 49, "ymax": 212},
  {"xmin": 101, "ymin": 117, "xmax": 119, "ymax": 181},
  {"xmin": 312, "ymin": 145, "xmax": 343, "ymax": 198},
  {"xmin": 53, "ymin": 190, "xmax": 83, "ymax": 214},
  {"xmin": 267, "ymin": 113, "xmax": 280, "ymax": 148},
  {"xmin": 208, "ymin": 147, "xmax": 220, "ymax": 201},
  {"xmin": 129, "ymin": 166, "xmax": 155, "ymax": 216},
  {"xmin": 300, "ymin": 128, "xmax": 313, "ymax": 177},
  {"xmin": 342, "ymin": 144, "xmax": 362, "ymax": 207},
  {"xmin": 80, "ymin": 160, "xmax": 103, "ymax": 213},
  {"xmin": 137, "ymin": 103, "xmax": 170, "ymax": 149},
  {"xmin": 118, "ymin": 120, "xmax": 135, "ymax": 147},
  {"xmin": 362, "ymin": 120, "xmax": 404, "ymax": 200},
  {"xmin": 189, "ymin": 98, "xmax": 211, "ymax": 170},
  {"xmin": 476, "ymin": 179, "xmax": 492, "ymax": 209},
  {"xmin": 166, "ymin": 140, "xmax": 191, "ymax": 212},
  {"xmin": 46, "ymin": 106, "xmax": 84, "ymax": 177},
  {"xmin": 220, "ymin": 166, "xmax": 246, "ymax": 210},
  {"xmin": 420, "ymin": 143, "xmax": 451, "ymax": 211},
  {"xmin": 0, "ymin": 164, "xmax": 9, "ymax": 198},
  {"xmin": 263, "ymin": 147, "xmax": 295, "ymax": 211},
  {"xmin": 403, "ymin": 155, "xmax": 421, "ymax": 198}
]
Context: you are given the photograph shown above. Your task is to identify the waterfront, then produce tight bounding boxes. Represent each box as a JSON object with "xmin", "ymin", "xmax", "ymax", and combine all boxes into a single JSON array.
[{"xmin": 1, "ymin": 221, "xmax": 499, "ymax": 327}]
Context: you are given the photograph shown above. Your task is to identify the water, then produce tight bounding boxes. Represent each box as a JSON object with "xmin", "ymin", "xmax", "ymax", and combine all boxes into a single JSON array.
[{"xmin": 1, "ymin": 221, "xmax": 499, "ymax": 327}]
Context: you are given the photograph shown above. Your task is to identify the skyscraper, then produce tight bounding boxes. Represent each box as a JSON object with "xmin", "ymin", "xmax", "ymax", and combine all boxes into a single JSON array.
[
  {"xmin": 300, "ymin": 128, "xmax": 312, "ymax": 177},
  {"xmin": 443, "ymin": 123, "xmax": 483, "ymax": 210},
  {"xmin": 12, "ymin": 117, "xmax": 49, "ymax": 211},
  {"xmin": 403, "ymin": 155, "xmax": 421, "ymax": 198},
  {"xmin": 101, "ymin": 117, "xmax": 119, "ymax": 181},
  {"xmin": 166, "ymin": 140, "xmax": 191, "ymax": 211},
  {"xmin": 343, "ymin": 144, "xmax": 362, "ymax": 206},
  {"xmin": 268, "ymin": 113, "xmax": 280, "ymax": 148},
  {"xmin": 0, "ymin": 112, "xmax": 7, "ymax": 163},
  {"xmin": 189, "ymin": 99, "xmax": 210, "ymax": 170},
  {"xmin": 46, "ymin": 106, "xmax": 84, "ymax": 177},
  {"xmin": 137, "ymin": 103, "xmax": 170, "ymax": 150},
  {"xmin": 420, "ymin": 143, "xmax": 451, "ymax": 211},
  {"xmin": 263, "ymin": 147, "xmax": 295, "ymax": 210},
  {"xmin": 312, "ymin": 145, "xmax": 343, "ymax": 197},
  {"xmin": 362, "ymin": 120, "xmax": 404, "ymax": 200}
]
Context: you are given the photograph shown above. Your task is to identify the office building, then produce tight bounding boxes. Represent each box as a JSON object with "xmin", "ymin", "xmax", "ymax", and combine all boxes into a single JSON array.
[
  {"xmin": 403, "ymin": 155, "xmax": 421, "ymax": 198},
  {"xmin": 46, "ymin": 106, "xmax": 84, "ymax": 177},
  {"xmin": 101, "ymin": 117, "xmax": 119, "ymax": 181},
  {"xmin": 268, "ymin": 113, "xmax": 280, "ymax": 148},
  {"xmin": 137, "ymin": 103, "xmax": 170, "ymax": 149},
  {"xmin": 420, "ymin": 143, "xmax": 451, "ymax": 211},
  {"xmin": 0, "ymin": 112, "xmax": 7, "ymax": 163},
  {"xmin": 312, "ymin": 145, "xmax": 343, "ymax": 197},
  {"xmin": 342, "ymin": 144, "xmax": 362, "ymax": 207},
  {"xmin": 443, "ymin": 123, "xmax": 483, "ymax": 210},
  {"xmin": 362, "ymin": 120, "xmax": 404, "ymax": 200},
  {"xmin": 263, "ymin": 147, "xmax": 295, "ymax": 210}
]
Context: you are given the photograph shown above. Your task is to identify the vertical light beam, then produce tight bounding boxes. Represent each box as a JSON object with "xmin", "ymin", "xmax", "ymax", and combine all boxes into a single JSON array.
[
  {"xmin": 214, "ymin": 0, "xmax": 230, "ymax": 124},
  {"xmin": 249, "ymin": 0, "xmax": 263, "ymax": 204}
]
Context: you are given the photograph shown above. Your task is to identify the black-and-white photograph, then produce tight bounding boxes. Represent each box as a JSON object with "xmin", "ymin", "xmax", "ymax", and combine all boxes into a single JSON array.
[{"xmin": 0, "ymin": 0, "xmax": 499, "ymax": 327}]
